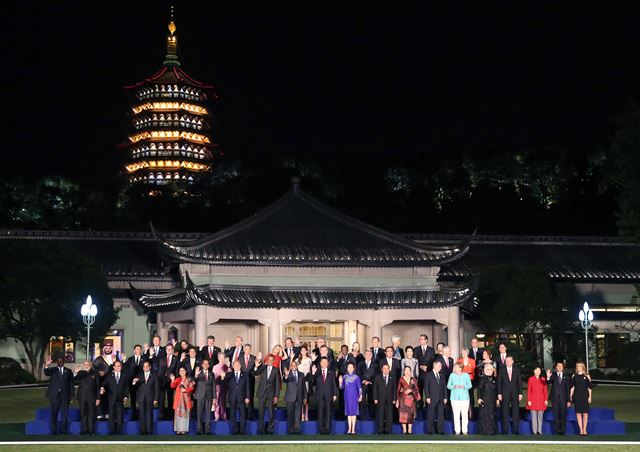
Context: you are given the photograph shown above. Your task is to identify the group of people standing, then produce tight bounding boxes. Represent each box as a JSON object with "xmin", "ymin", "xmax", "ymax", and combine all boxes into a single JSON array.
[{"xmin": 43, "ymin": 333, "xmax": 593, "ymax": 437}]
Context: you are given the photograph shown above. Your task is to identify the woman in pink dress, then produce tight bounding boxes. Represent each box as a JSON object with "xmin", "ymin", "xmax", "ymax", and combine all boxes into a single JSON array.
[{"xmin": 212, "ymin": 351, "xmax": 229, "ymax": 421}]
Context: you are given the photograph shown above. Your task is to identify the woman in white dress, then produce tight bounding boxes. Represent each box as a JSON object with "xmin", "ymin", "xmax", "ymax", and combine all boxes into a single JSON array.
[{"xmin": 296, "ymin": 344, "xmax": 313, "ymax": 421}]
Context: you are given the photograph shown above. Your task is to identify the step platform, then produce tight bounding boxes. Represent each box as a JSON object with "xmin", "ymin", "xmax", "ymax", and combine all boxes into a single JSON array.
[{"xmin": 25, "ymin": 406, "xmax": 625, "ymax": 435}]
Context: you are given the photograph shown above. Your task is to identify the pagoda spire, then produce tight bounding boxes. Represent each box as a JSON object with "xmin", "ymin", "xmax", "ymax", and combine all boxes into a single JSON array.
[{"xmin": 163, "ymin": 5, "xmax": 181, "ymax": 67}]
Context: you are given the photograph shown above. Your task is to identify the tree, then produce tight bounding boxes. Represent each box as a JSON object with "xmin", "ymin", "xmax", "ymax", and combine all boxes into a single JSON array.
[
  {"xmin": 0, "ymin": 241, "xmax": 119, "ymax": 378},
  {"xmin": 477, "ymin": 265, "xmax": 584, "ymax": 362}
]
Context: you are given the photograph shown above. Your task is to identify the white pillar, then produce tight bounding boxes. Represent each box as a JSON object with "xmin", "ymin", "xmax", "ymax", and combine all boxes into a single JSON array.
[
  {"xmin": 448, "ymin": 306, "xmax": 460, "ymax": 359},
  {"xmin": 371, "ymin": 310, "xmax": 381, "ymax": 341},
  {"xmin": 157, "ymin": 313, "xmax": 169, "ymax": 344},
  {"xmin": 194, "ymin": 305, "xmax": 208, "ymax": 348},
  {"xmin": 268, "ymin": 309, "xmax": 281, "ymax": 351}
]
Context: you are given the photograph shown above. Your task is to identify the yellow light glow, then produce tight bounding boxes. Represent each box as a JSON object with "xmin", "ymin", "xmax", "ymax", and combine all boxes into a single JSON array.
[
  {"xmin": 132, "ymin": 102, "xmax": 209, "ymax": 115},
  {"xmin": 125, "ymin": 160, "xmax": 210, "ymax": 173},
  {"xmin": 128, "ymin": 131, "xmax": 211, "ymax": 144}
]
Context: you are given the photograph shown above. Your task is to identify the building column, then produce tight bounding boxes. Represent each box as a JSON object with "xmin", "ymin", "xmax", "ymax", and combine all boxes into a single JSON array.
[
  {"xmin": 371, "ymin": 310, "xmax": 381, "ymax": 341},
  {"xmin": 194, "ymin": 305, "xmax": 208, "ymax": 348},
  {"xmin": 448, "ymin": 306, "xmax": 461, "ymax": 359},
  {"xmin": 157, "ymin": 313, "xmax": 169, "ymax": 344},
  {"xmin": 268, "ymin": 309, "xmax": 281, "ymax": 350}
]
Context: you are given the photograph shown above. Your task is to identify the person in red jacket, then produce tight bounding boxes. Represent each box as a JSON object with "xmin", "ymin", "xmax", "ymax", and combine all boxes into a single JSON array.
[{"xmin": 527, "ymin": 366, "xmax": 548, "ymax": 435}]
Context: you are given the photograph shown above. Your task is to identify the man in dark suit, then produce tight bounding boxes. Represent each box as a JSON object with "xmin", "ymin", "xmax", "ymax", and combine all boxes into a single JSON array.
[
  {"xmin": 497, "ymin": 356, "xmax": 522, "ymax": 434},
  {"xmin": 372, "ymin": 362, "xmax": 396, "ymax": 434},
  {"xmin": 100, "ymin": 360, "xmax": 129, "ymax": 434},
  {"xmin": 312, "ymin": 344, "xmax": 335, "ymax": 369},
  {"xmin": 468, "ymin": 338, "xmax": 484, "ymax": 363},
  {"xmin": 158, "ymin": 342, "xmax": 178, "ymax": 419},
  {"xmin": 73, "ymin": 360, "xmax": 100, "ymax": 435},
  {"xmin": 495, "ymin": 343, "xmax": 508, "ymax": 373},
  {"xmin": 307, "ymin": 357, "xmax": 337, "ymax": 434},
  {"xmin": 546, "ymin": 362, "xmax": 572, "ymax": 435},
  {"xmin": 254, "ymin": 354, "xmax": 281, "ymax": 434},
  {"xmin": 239, "ymin": 344, "xmax": 257, "ymax": 420},
  {"xmin": 370, "ymin": 336, "xmax": 385, "ymax": 364},
  {"xmin": 200, "ymin": 336, "xmax": 222, "ymax": 366},
  {"xmin": 124, "ymin": 344, "xmax": 145, "ymax": 420},
  {"xmin": 224, "ymin": 336, "xmax": 244, "ymax": 366},
  {"xmin": 222, "ymin": 359, "xmax": 251, "ymax": 434},
  {"xmin": 146, "ymin": 335, "xmax": 166, "ymax": 372},
  {"xmin": 283, "ymin": 360, "xmax": 307, "ymax": 434},
  {"xmin": 193, "ymin": 359, "xmax": 216, "ymax": 435},
  {"xmin": 92, "ymin": 340, "xmax": 117, "ymax": 419},
  {"xmin": 424, "ymin": 360, "xmax": 448, "ymax": 434},
  {"xmin": 133, "ymin": 360, "xmax": 159, "ymax": 435},
  {"xmin": 357, "ymin": 350, "xmax": 377, "ymax": 420},
  {"xmin": 382, "ymin": 346, "xmax": 401, "ymax": 381},
  {"xmin": 415, "ymin": 334, "xmax": 435, "ymax": 405},
  {"xmin": 281, "ymin": 337, "xmax": 301, "ymax": 370},
  {"xmin": 44, "ymin": 356, "xmax": 74, "ymax": 434},
  {"xmin": 180, "ymin": 346, "xmax": 200, "ymax": 379}
]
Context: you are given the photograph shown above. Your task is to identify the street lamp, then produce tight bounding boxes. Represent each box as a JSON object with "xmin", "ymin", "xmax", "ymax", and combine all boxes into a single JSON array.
[
  {"xmin": 578, "ymin": 301, "xmax": 594, "ymax": 371},
  {"xmin": 81, "ymin": 295, "xmax": 98, "ymax": 361}
]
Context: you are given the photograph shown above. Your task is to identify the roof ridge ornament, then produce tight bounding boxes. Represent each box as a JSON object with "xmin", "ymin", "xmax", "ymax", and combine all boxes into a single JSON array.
[{"xmin": 164, "ymin": 5, "xmax": 181, "ymax": 67}]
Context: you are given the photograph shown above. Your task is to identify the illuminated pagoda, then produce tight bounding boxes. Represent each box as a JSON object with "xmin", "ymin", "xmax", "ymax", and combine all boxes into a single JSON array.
[{"xmin": 121, "ymin": 9, "xmax": 217, "ymax": 188}]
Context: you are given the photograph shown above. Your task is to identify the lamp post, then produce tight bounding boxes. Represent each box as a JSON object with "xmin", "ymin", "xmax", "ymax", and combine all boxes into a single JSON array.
[
  {"xmin": 578, "ymin": 301, "xmax": 594, "ymax": 371},
  {"xmin": 81, "ymin": 295, "xmax": 98, "ymax": 361}
]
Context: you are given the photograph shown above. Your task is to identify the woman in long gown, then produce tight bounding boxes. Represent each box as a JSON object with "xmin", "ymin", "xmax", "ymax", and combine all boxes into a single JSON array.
[
  {"xmin": 401, "ymin": 346, "xmax": 419, "ymax": 379},
  {"xmin": 396, "ymin": 366, "xmax": 421, "ymax": 434},
  {"xmin": 170, "ymin": 366, "xmax": 194, "ymax": 435},
  {"xmin": 477, "ymin": 363, "xmax": 497, "ymax": 435},
  {"xmin": 571, "ymin": 361, "xmax": 593, "ymax": 436},
  {"xmin": 212, "ymin": 351, "xmax": 229, "ymax": 421},
  {"xmin": 339, "ymin": 362, "xmax": 362, "ymax": 435},
  {"xmin": 296, "ymin": 345, "xmax": 313, "ymax": 421}
]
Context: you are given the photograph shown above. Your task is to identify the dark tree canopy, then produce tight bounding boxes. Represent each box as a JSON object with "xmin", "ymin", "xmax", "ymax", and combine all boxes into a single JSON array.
[{"xmin": 0, "ymin": 241, "xmax": 118, "ymax": 377}]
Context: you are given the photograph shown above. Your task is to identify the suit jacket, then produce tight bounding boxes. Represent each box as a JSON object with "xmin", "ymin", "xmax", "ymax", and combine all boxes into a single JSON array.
[
  {"xmin": 469, "ymin": 348, "xmax": 484, "ymax": 363},
  {"xmin": 224, "ymin": 370, "xmax": 251, "ymax": 403},
  {"xmin": 370, "ymin": 347, "xmax": 385, "ymax": 364},
  {"xmin": 281, "ymin": 346, "xmax": 301, "ymax": 369},
  {"xmin": 74, "ymin": 369, "xmax": 99, "ymax": 402},
  {"xmin": 225, "ymin": 346, "xmax": 244, "ymax": 364},
  {"xmin": 193, "ymin": 370, "xmax": 216, "ymax": 401},
  {"xmin": 44, "ymin": 366, "xmax": 74, "ymax": 400},
  {"xmin": 336, "ymin": 355, "xmax": 351, "ymax": 376},
  {"xmin": 414, "ymin": 345, "xmax": 436, "ymax": 374},
  {"xmin": 547, "ymin": 371, "xmax": 571, "ymax": 403},
  {"xmin": 381, "ymin": 357, "xmax": 402, "ymax": 380},
  {"xmin": 372, "ymin": 373, "xmax": 396, "ymax": 404},
  {"xmin": 102, "ymin": 371, "xmax": 129, "ymax": 404},
  {"xmin": 125, "ymin": 355, "xmax": 145, "ymax": 386},
  {"xmin": 146, "ymin": 346, "xmax": 166, "ymax": 373},
  {"xmin": 180, "ymin": 357, "xmax": 201, "ymax": 378},
  {"xmin": 136, "ymin": 372, "xmax": 160, "ymax": 403},
  {"xmin": 393, "ymin": 346, "xmax": 405, "ymax": 360},
  {"xmin": 435, "ymin": 355, "xmax": 454, "ymax": 381},
  {"xmin": 254, "ymin": 364, "xmax": 281, "ymax": 399},
  {"xmin": 495, "ymin": 354, "xmax": 508, "ymax": 373},
  {"xmin": 238, "ymin": 353, "xmax": 256, "ymax": 375},
  {"xmin": 424, "ymin": 370, "xmax": 447, "ymax": 402},
  {"xmin": 497, "ymin": 367, "xmax": 522, "ymax": 399},
  {"xmin": 200, "ymin": 345, "xmax": 222, "ymax": 366},
  {"xmin": 158, "ymin": 353, "xmax": 179, "ymax": 386},
  {"xmin": 284, "ymin": 369, "xmax": 307, "ymax": 403},
  {"xmin": 357, "ymin": 360, "xmax": 377, "ymax": 383},
  {"xmin": 308, "ymin": 368, "xmax": 337, "ymax": 401}
]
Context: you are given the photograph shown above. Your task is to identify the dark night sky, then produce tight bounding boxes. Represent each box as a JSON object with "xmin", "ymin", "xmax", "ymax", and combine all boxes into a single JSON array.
[{"xmin": 5, "ymin": 1, "xmax": 640, "ymax": 189}]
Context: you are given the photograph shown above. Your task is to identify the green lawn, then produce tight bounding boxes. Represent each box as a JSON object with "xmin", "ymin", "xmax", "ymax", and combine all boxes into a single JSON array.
[{"xmin": 0, "ymin": 446, "xmax": 638, "ymax": 452}]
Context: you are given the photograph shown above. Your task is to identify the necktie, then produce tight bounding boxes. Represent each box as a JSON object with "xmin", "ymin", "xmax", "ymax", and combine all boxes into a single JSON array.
[
  {"xmin": 559, "ymin": 373, "xmax": 562, "ymax": 382},
  {"xmin": 233, "ymin": 348, "xmax": 239, "ymax": 363},
  {"xmin": 59, "ymin": 367, "xmax": 63, "ymax": 375},
  {"xmin": 236, "ymin": 372, "xmax": 239, "ymax": 383},
  {"xmin": 267, "ymin": 367, "xmax": 271, "ymax": 380},
  {"xmin": 508, "ymin": 368, "xmax": 512, "ymax": 381},
  {"xmin": 205, "ymin": 372, "xmax": 208, "ymax": 381},
  {"xmin": 385, "ymin": 375, "xmax": 388, "ymax": 386},
  {"xmin": 322, "ymin": 369, "xmax": 326, "ymax": 383},
  {"xmin": 136, "ymin": 356, "xmax": 140, "ymax": 366},
  {"xmin": 502, "ymin": 355, "xmax": 505, "ymax": 364},
  {"xmin": 167, "ymin": 356, "xmax": 171, "ymax": 367},
  {"xmin": 366, "ymin": 362, "xmax": 370, "ymax": 369},
  {"xmin": 435, "ymin": 372, "xmax": 439, "ymax": 383},
  {"xmin": 145, "ymin": 372, "xmax": 149, "ymax": 383},
  {"xmin": 423, "ymin": 346, "xmax": 426, "ymax": 354},
  {"xmin": 245, "ymin": 356, "xmax": 249, "ymax": 368},
  {"xmin": 116, "ymin": 373, "xmax": 119, "ymax": 384},
  {"xmin": 294, "ymin": 371, "xmax": 298, "ymax": 383}
]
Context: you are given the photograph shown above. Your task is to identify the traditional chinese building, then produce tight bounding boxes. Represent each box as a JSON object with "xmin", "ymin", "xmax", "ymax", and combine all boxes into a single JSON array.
[
  {"xmin": 1, "ymin": 180, "xmax": 638, "ymax": 370},
  {"xmin": 121, "ymin": 14, "xmax": 217, "ymax": 187}
]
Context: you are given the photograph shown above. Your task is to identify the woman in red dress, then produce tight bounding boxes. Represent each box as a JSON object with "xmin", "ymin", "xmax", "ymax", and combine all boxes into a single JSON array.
[
  {"xmin": 170, "ymin": 366, "xmax": 195, "ymax": 435},
  {"xmin": 396, "ymin": 366, "xmax": 421, "ymax": 434},
  {"xmin": 527, "ymin": 366, "xmax": 548, "ymax": 435}
]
